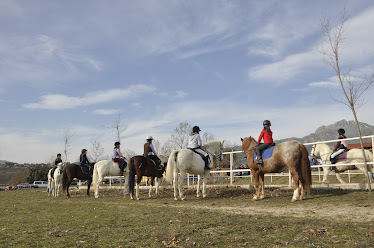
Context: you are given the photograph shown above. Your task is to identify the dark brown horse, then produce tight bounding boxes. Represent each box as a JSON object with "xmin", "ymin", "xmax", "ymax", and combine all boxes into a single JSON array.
[
  {"xmin": 62, "ymin": 163, "xmax": 93, "ymax": 198},
  {"xmin": 241, "ymin": 137, "xmax": 311, "ymax": 202},
  {"xmin": 128, "ymin": 154, "xmax": 168, "ymax": 200}
]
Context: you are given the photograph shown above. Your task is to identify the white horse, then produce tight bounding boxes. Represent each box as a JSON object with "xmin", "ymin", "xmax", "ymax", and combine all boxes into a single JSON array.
[
  {"xmin": 92, "ymin": 159, "xmax": 129, "ymax": 198},
  {"xmin": 165, "ymin": 140, "xmax": 224, "ymax": 200},
  {"xmin": 53, "ymin": 163, "xmax": 64, "ymax": 197},
  {"xmin": 47, "ymin": 168, "xmax": 55, "ymax": 196},
  {"xmin": 311, "ymin": 143, "xmax": 374, "ymax": 184}
]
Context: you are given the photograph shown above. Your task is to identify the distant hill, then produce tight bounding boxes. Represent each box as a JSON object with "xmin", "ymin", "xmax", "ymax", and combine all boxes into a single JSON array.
[{"xmin": 276, "ymin": 119, "xmax": 374, "ymax": 144}]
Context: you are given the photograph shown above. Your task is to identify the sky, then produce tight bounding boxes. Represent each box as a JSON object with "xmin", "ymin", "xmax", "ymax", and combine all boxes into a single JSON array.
[{"xmin": 1, "ymin": 0, "xmax": 374, "ymax": 163}]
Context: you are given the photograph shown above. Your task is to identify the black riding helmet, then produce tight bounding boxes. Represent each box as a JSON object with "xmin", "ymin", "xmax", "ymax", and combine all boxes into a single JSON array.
[
  {"xmin": 263, "ymin": 120, "xmax": 271, "ymax": 127},
  {"xmin": 114, "ymin": 141, "xmax": 120, "ymax": 146},
  {"xmin": 338, "ymin": 128, "xmax": 345, "ymax": 135},
  {"xmin": 81, "ymin": 149, "xmax": 87, "ymax": 153},
  {"xmin": 193, "ymin": 126, "xmax": 201, "ymax": 133}
]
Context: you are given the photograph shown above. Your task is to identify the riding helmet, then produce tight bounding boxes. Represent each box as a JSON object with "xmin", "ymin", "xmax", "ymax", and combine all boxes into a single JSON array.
[
  {"xmin": 146, "ymin": 136, "xmax": 153, "ymax": 140},
  {"xmin": 114, "ymin": 141, "xmax": 120, "ymax": 146},
  {"xmin": 57, "ymin": 153, "xmax": 61, "ymax": 156},
  {"xmin": 338, "ymin": 128, "xmax": 345, "ymax": 135},
  {"xmin": 263, "ymin": 120, "xmax": 271, "ymax": 127},
  {"xmin": 192, "ymin": 126, "xmax": 201, "ymax": 133},
  {"xmin": 81, "ymin": 149, "xmax": 87, "ymax": 153}
]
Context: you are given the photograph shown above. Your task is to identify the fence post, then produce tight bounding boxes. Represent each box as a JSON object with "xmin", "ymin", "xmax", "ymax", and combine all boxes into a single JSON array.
[
  {"xmin": 348, "ymin": 170, "xmax": 351, "ymax": 183},
  {"xmin": 230, "ymin": 152, "xmax": 234, "ymax": 186},
  {"xmin": 288, "ymin": 171, "xmax": 292, "ymax": 186}
]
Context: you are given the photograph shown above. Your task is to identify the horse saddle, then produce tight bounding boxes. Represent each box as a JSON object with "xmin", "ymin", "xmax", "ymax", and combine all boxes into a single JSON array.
[
  {"xmin": 253, "ymin": 145, "xmax": 276, "ymax": 161},
  {"xmin": 188, "ymin": 148, "xmax": 211, "ymax": 168},
  {"xmin": 333, "ymin": 151, "xmax": 348, "ymax": 163}
]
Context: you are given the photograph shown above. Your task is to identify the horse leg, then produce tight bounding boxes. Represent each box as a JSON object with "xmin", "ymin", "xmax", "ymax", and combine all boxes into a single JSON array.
[
  {"xmin": 290, "ymin": 170, "xmax": 300, "ymax": 202},
  {"xmin": 155, "ymin": 177, "xmax": 159, "ymax": 197},
  {"xmin": 173, "ymin": 167, "xmax": 178, "ymax": 201},
  {"xmin": 136, "ymin": 175, "xmax": 142, "ymax": 200},
  {"xmin": 259, "ymin": 173, "xmax": 265, "ymax": 199},
  {"xmin": 202, "ymin": 171, "xmax": 209, "ymax": 198},
  {"xmin": 322, "ymin": 167, "xmax": 330, "ymax": 184},
  {"xmin": 252, "ymin": 171, "xmax": 260, "ymax": 201},
  {"xmin": 335, "ymin": 171, "xmax": 346, "ymax": 184},
  {"xmin": 123, "ymin": 171, "xmax": 130, "ymax": 195},
  {"xmin": 87, "ymin": 179, "xmax": 91, "ymax": 196},
  {"xmin": 149, "ymin": 177, "xmax": 155, "ymax": 198},
  {"xmin": 179, "ymin": 172, "xmax": 186, "ymax": 200},
  {"xmin": 196, "ymin": 175, "xmax": 201, "ymax": 198},
  {"xmin": 66, "ymin": 178, "xmax": 72, "ymax": 198},
  {"xmin": 94, "ymin": 174, "xmax": 103, "ymax": 198}
]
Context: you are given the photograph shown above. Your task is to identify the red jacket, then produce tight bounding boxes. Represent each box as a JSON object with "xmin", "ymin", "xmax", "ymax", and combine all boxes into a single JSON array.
[{"xmin": 258, "ymin": 129, "xmax": 273, "ymax": 144}]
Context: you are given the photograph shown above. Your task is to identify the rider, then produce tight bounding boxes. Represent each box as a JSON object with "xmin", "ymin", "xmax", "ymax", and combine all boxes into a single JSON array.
[
  {"xmin": 330, "ymin": 128, "xmax": 348, "ymax": 164},
  {"xmin": 255, "ymin": 120, "xmax": 274, "ymax": 164},
  {"xmin": 51, "ymin": 153, "xmax": 62, "ymax": 179},
  {"xmin": 80, "ymin": 149, "xmax": 93, "ymax": 176},
  {"xmin": 187, "ymin": 126, "xmax": 210, "ymax": 170},
  {"xmin": 144, "ymin": 136, "xmax": 161, "ymax": 170},
  {"xmin": 113, "ymin": 141, "xmax": 127, "ymax": 176}
]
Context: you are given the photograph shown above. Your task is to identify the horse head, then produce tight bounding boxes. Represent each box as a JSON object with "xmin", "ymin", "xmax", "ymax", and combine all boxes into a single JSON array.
[{"xmin": 241, "ymin": 136, "xmax": 258, "ymax": 154}]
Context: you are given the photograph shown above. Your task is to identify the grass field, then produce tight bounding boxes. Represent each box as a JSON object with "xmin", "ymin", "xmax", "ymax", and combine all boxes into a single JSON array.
[{"xmin": 1, "ymin": 186, "xmax": 374, "ymax": 248}]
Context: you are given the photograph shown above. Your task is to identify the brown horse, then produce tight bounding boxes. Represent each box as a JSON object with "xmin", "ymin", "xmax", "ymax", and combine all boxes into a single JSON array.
[
  {"xmin": 241, "ymin": 137, "xmax": 311, "ymax": 202},
  {"xmin": 128, "ymin": 155, "xmax": 168, "ymax": 200},
  {"xmin": 62, "ymin": 163, "xmax": 93, "ymax": 198}
]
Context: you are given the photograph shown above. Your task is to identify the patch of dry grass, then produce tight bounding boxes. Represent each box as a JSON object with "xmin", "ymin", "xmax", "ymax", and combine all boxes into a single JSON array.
[{"xmin": 1, "ymin": 187, "xmax": 374, "ymax": 247}]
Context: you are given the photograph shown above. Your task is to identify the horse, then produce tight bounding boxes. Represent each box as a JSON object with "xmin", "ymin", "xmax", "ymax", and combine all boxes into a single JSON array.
[
  {"xmin": 165, "ymin": 140, "xmax": 224, "ymax": 200},
  {"xmin": 310, "ymin": 143, "xmax": 374, "ymax": 184},
  {"xmin": 241, "ymin": 137, "xmax": 311, "ymax": 202},
  {"xmin": 47, "ymin": 168, "xmax": 55, "ymax": 196},
  {"xmin": 53, "ymin": 163, "xmax": 64, "ymax": 197},
  {"xmin": 92, "ymin": 159, "xmax": 129, "ymax": 198},
  {"xmin": 62, "ymin": 163, "xmax": 93, "ymax": 198},
  {"xmin": 129, "ymin": 154, "xmax": 168, "ymax": 200}
]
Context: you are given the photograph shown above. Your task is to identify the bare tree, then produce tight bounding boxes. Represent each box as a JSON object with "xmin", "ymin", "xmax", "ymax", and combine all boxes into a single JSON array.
[
  {"xmin": 63, "ymin": 129, "xmax": 74, "ymax": 164},
  {"xmin": 105, "ymin": 112, "xmax": 127, "ymax": 143},
  {"xmin": 88, "ymin": 141, "xmax": 105, "ymax": 162},
  {"xmin": 152, "ymin": 139, "xmax": 161, "ymax": 154},
  {"xmin": 122, "ymin": 148, "xmax": 137, "ymax": 160},
  {"xmin": 320, "ymin": 9, "xmax": 374, "ymax": 190},
  {"xmin": 170, "ymin": 121, "xmax": 192, "ymax": 149},
  {"xmin": 201, "ymin": 132, "xmax": 216, "ymax": 144},
  {"xmin": 160, "ymin": 121, "xmax": 192, "ymax": 155}
]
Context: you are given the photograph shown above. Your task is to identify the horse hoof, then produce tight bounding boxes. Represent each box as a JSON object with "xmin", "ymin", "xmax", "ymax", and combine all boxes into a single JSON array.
[
  {"xmin": 203, "ymin": 195, "xmax": 207, "ymax": 198},
  {"xmin": 291, "ymin": 198, "xmax": 297, "ymax": 202},
  {"xmin": 252, "ymin": 197, "xmax": 258, "ymax": 201},
  {"xmin": 174, "ymin": 198, "xmax": 178, "ymax": 201},
  {"xmin": 196, "ymin": 195, "xmax": 200, "ymax": 198}
]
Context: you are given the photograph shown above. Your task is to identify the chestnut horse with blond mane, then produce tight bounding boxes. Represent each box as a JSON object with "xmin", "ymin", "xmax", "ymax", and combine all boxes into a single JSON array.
[{"xmin": 241, "ymin": 137, "xmax": 312, "ymax": 202}]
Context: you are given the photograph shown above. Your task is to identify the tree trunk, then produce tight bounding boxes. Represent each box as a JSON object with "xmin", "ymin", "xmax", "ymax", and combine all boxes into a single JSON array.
[{"xmin": 352, "ymin": 110, "xmax": 371, "ymax": 191}]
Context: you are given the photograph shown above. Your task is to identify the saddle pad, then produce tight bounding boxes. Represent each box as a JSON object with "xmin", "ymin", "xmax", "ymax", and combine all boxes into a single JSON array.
[
  {"xmin": 337, "ymin": 152, "xmax": 347, "ymax": 162},
  {"xmin": 112, "ymin": 160, "xmax": 121, "ymax": 169},
  {"xmin": 254, "ymin": 146, "xmax": 275, "ymax": 160}
]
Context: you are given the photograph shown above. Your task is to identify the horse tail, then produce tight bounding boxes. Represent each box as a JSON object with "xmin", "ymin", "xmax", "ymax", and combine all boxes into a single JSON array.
[
  {"xmin": 165, "ymin": 151, "xmax": 178, "ymax": 183},
  {"xmin": 128, "ymin": 158, "xmax": 136, "ymax": 196},
  {"xmin": 62, "ymin": 165, "xmax": 68, "ymax": 192},
  {"xmin": 299, "ymin": 144, "xmax": 312, "ymax": 195}
]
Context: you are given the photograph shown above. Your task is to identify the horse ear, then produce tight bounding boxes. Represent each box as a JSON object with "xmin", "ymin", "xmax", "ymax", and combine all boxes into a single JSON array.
[{"xmin": 240, "ymin": 138, "xmax": 243, "ymax": 142}]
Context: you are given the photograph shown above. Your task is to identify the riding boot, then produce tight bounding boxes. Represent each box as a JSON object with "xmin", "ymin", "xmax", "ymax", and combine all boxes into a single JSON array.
[
  {"xmin": 204, "ymin": 156, "xmax": 210, "ymax": 170},
  {"xmin": 330, "ymin": 156, "xmax": 338, "ymax": 164},
  {"xmin": 256, "ymin": 156, "xmax": 263, "ymax": 164}
]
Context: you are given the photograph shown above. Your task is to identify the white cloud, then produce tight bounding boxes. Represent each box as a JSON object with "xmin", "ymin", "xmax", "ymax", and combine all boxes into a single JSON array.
[
  {"xmin": 249, "ymin": 50, "xmax": 322, "ymax": 82},
  {"xmin": 93, "ymin": 109, "xmax": 118, "ymax": 115},
  {"xmin": 175, "ymin": 91, "xmax": 188, "ymax": 98},
  {"xmin": 22, "ymin": 84, "xmax": 156, "ymax": 110}
]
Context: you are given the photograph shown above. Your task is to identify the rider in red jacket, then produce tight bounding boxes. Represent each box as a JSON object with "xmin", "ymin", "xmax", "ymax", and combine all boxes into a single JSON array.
[{"xmin": 255, "ymin": 120, "xmax": 274, "ymax": 164}]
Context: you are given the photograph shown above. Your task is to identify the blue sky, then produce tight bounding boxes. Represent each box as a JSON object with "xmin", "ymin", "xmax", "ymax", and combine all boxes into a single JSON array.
[{"xmin": 1, "ymin": 0, "xmax": 374, "ymax": 163}]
